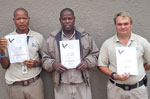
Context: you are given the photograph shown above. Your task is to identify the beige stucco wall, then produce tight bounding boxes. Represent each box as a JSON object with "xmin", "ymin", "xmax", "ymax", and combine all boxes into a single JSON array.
[{"xmin": 0, "ymin": 0, "xmax": 150, "ymax": 99}]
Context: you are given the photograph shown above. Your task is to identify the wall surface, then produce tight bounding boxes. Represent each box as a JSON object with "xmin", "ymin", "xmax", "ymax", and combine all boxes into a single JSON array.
[{"xmin": 0, "ymin": 0, "xmax": 150, "ymax": 99}]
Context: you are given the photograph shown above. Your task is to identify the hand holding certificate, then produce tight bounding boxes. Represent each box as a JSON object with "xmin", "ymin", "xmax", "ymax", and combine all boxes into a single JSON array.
[
  {"xmin": 59, "ymin": 40, "xmax": 81, "ymax": 69},
  {"xmin": 5, "ymin": 34, "xmax": 29, "ymax": 63},
  {"xmin": 116, "ymin": 47, "xmax": 138, "ymax": 75}
]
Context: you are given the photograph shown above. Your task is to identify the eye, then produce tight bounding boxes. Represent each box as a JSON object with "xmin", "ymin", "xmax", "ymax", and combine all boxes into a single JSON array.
[
  {"xmin": 68, "ymin": 17, "xmax": 73, "ymax": 20},
  {"xmin": 117, "ymin": 23, "xmax": 122, "ymax": 26},
  {"xmin": 15, "ymin": 17, "xmax": 28, "ymax": 20},
  {"xmin": 62, "ymin": 18, "xmax": 67, "ymax": 21},
  {"xmin": 124, "ymin": 23, "xmax": 129, "ymax": 26},
  {"xmin": 15, "ymin": 18, "xmax": 21, "ymax": 20}
]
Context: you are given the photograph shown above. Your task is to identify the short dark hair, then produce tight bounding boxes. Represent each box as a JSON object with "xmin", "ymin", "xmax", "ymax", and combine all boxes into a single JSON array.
[
  {"xmin": 14, "ymin": 8, "xmax": 28, "ymax": 17},
  {"xmin": 60, "ymin": 8, "xmax": 74, "ymax": 18}
]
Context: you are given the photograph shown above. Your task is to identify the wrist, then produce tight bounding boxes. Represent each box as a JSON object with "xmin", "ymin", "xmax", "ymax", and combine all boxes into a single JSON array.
[
  {"xmin": 0, "ymin": 53, "xmax": 6, "ymax": 58},
  {"xmin": 110, "ymin": 72, "xmax": 117, "ymax": 80},
  {"xmin": 34, "ymin": 60, "xmax": 39, "ymax": 67},
  {"xmin": 0, "ymin": 49, "xmax": 6, "ymax": 56}
]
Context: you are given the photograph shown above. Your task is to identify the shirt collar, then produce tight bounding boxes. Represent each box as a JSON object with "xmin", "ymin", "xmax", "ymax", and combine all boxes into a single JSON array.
[
  {"xmin": 61, "ymin": 30, "xmax": 76, "ymax": 40},
  {"xmin": 114, "ymin": 32, "xmax": 134, "ymax": 43},
  {"xmin": 13, "ymin": 29, "xmax": 33, "ymax": 37}
]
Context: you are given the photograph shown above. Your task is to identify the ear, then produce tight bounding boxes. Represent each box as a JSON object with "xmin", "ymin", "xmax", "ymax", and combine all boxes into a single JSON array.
[
  {"xmin": 59, "ymin": 18, "xmax": 62, "ymax": 23},
  {"xmin": 130, "ymin": 22, "xmax": 133, "ymax": 27},
  {"xmin": 28, "ymin": 17, "xmax": 30, "ymax": 21},
  {"xmin": 13, "ymin": 18, "xmax": 15, "ymax": 22}
]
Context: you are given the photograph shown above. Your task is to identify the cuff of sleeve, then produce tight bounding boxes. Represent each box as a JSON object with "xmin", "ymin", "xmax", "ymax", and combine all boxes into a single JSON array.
[
  {"xmin": 0, "ymin": 54, "xmax": 6, "ymax": 58},
  {"xmin": 84, "ymin": 58, "xmax": 90, "ymax": 68}
]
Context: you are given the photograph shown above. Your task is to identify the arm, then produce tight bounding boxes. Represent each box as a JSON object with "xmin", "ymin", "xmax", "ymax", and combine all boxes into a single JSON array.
[
  {"xmin": 42, "ymin": 38, "xmax": 55, "ymax": 72},
  {"xmin": 76, "ymin": 35, "xmax": 99, "ymax": 71},
  {"xmin": 0, "ymin": 38, "xmax": 10, "ymax": 69},
  {"xmin": 98, "ymin": 66, "xmax": 130, "ymax": 81},
  {"xmin": 24, "ymin": 34, "xmax": 45, "ymax": 68},
  {"xmin": 82, "ymin": 35, "xmax": 99, "ymax": 68},
  {"xmin": 144, "ymin": 63, "xmax": 150, "ymax": 70},
  {"xmin": 42, "ymin": 37, "xmax": 68, "ymax": 73},
  {"xmin": 24, "ymin": 59, "xmax": 42, "ymax": 68},
  {"xmin": 98, "ymin": 40, "xmax": 129, "ymax": 81},
  {"xmin": 42, "ymin": 41, "xmax": 67, "ymax": 72}
]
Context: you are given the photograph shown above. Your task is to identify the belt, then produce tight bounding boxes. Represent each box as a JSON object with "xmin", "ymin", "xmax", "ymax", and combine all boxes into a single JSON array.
[
  {"xmin": 61, "ymin": 82, "xmax": 84, "ymax": 85},
  {"xmin": 11, "ymin": 75, "xmax": 40, "ymax": 86},
  {"xmin": 109, "ymin": 76, "xmax": 146, "ymax": 91}
]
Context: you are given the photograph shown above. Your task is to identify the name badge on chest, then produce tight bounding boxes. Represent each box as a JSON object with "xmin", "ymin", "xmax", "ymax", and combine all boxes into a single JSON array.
[{"xmin": 22, "ymin": 65, "xmax": 28, "ymax": 74}]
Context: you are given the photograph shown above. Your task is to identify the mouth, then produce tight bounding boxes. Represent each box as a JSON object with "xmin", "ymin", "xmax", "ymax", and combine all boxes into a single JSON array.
[
  {"xmin": 65, "ymin": 25, "xmax": 71, "ymax": 27},
  {"xmin": 120, "ymin": 29, "xmax": 127, "ymax": 32},
  {"xmin": 64, "ymin": 25, "xmax": 72, "ymax": 29},
  {"xmin": 19, "ymin": 25, "xmax": 26, "ymax": 28}
]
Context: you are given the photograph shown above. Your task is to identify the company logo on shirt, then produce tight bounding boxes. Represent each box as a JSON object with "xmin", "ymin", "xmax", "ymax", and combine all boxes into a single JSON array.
[
  {"xmin": 136, "ymin": 47, "xmax": 139, "ymax": 50},
  {"xmin": 32, "ymin": 43, "xmax": 36, "ymax": 47}
]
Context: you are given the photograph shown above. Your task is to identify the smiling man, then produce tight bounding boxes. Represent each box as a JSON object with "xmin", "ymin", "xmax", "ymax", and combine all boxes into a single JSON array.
[
  {"xmin": 98, "ymin": 12, "xmax": 150, "ymax": 99},
  {"xmin": 0, "ymin": 8, "xmax": 44, "ymax": 99},
  {"xmin": 42, "ymin": 8, "xmax": 99, "ymax": 99}
]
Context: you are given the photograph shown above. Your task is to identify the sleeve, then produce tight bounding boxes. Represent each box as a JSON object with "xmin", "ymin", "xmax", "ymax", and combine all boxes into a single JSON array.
[
  {"xmin": 83, "ymin": 35, "xmax": 99, "ymax": 68},
  {"xmin": 42, "ymin": 38, "xmax": 55, "ymax": 72},
  {"xmin": 98, "ymin": 41, "xmax": 109, "ymax": 67},
  {"xmin": 143, "ymin": 39, "xmax": 150, "ymax": 64},
  {"xmin": 39, "ymin": 34, "xmax": 45, "ymax": 57}
]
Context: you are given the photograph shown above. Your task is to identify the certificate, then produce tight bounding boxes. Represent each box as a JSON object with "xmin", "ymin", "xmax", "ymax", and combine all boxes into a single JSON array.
[
  {"xmin": 5, "ymin": 34, "xmax": 29, "ymax": 63},
  {"xmin": 116, "ymin": 47, "xmax": 138, "ymax": 75},
  {"xmin": 59, "ymin": 40, "xmax": 81, "ymax": 69}
]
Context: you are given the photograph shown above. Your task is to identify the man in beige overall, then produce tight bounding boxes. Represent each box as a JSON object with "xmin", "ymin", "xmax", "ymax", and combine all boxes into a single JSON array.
[{"xmin": 42, "ymin": 8, "xmax": 99, "ymax": 99}]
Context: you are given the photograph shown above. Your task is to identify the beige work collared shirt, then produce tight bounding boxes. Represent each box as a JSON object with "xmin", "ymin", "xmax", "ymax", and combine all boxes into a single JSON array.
[
  {"xmin": 60, "ymin": 30, "xmax": 83, "ymax": 84},
  {"xmin": 5, "ymin": 29, "xmax": 44, "ymax": 84},
  {"xmin": 98, "ymin": 33, "xmax": 150, "ymax": 84}
]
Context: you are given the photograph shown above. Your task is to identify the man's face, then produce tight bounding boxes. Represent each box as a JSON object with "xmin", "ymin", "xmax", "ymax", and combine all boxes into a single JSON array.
[
  {"xmin": 59, "ymin": 11, "xmax": 75, "ymax": 32},
  {"xmin": 115, "ymin": 16, "xmax": 132, "ymax": 36},
  {"xmin": 13, "ymin": 10, "xmax": 30, "ymax": 32}
]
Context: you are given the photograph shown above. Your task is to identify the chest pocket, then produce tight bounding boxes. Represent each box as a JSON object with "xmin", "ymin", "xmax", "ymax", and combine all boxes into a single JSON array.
[
  {"xmin": 82, "ymin": 44, "xmax": 90, "ymax": 58},
  {"xmin": 48, "ymin": 40, "xmax": 58, "ymax": 59},
  {"xmin": 28, "ymin": 41, "xmax": 39, "ymax": 59}
]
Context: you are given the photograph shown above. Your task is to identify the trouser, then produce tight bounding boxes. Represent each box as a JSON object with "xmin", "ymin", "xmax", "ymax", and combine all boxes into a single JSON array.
[
  {"xmin": 54, "ymin": 82, "xmax": 92, "ymax": 99},
  {"xmin": 8, "ymin": 78, "xmax": 44, "ymax": 99},
  {"xmin": 107, "ymin": 80, "xmax": 148, "ymax": 99}
]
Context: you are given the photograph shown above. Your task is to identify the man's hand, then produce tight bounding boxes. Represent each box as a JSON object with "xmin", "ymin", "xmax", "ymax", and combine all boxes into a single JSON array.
[
  {"xmin": 76, "ymin": 61, "xmax": 88, "ymax": 71},
  {"xmin": 114, "ymin": 73, "xmax": 130, "ymax": 81},
  {"xmin": 0, "ymin": 38, "xmax": 7, "ymax": 51},
  {"xmin": 52, "ymin": 62, "xmax": 68, "ymax": 73},
  {"xmin": 24, "ymin": 60, "xmax": 36, "ymax": 68}
]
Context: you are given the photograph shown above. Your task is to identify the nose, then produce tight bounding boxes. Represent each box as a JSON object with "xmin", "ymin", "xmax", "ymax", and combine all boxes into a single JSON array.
[
  {"xmin": 20, "ymin": 18, "xmax": 24, "ymax": 23},
  {"xmin": 66, "ymin": 19, "xmax": 70, "ymax": 23},
  {"xmin": 121, "ymin": 24, "xmax": 125, "ymax": 28}
]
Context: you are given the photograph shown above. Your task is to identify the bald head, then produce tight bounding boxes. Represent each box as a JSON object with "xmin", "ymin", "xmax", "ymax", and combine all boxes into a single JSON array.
[{"xmin": 14, "ymin": 8, "xmax": 28, "ymax": 17}]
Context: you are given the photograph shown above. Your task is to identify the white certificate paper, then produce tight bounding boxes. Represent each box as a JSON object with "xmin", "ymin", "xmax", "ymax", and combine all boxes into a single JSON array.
[
  {"xmin": 116, "ymin": 47, "xmax": 138, "ymax": 75},
  {"xmin": 59, "ymin": 40, "xmax": 81, "ymax": 69},
  {"xmin": 5, "ymin": 34, "xmax": 29, "ymax": 63}
]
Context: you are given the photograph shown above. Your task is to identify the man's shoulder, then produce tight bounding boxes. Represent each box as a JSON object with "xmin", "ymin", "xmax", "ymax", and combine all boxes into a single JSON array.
[
  {"xmin": 4, "ymin": 31, "xmax": 16, "ymax": 38},
  {"xmin": 50, "ymin": 29, "xmax": 61, "ymax": 37},
  {"xmin": 104, "ymin": 35, "xmax": 115, "ymax": 43},
  {"xmin": 6, "ymin": 31, "xmax": 16, "ymax": 35},
  {"xmin": 30, "ymin": 30, "xmax": 43, "ymax": 36},
  {"xmin": 132, "ymin": 33, "xmax": 147, "ymax": 41},
  {"xmin": 29, "ymin": 30, "xmax": 44, "ymax": 40},
  {"xmin": 45, "ymin": 29, "xmax": 61, "ymax": 42},
  {"xmin": 76, "ymin": 27, "xmax": 86, "ymax": 33}
]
